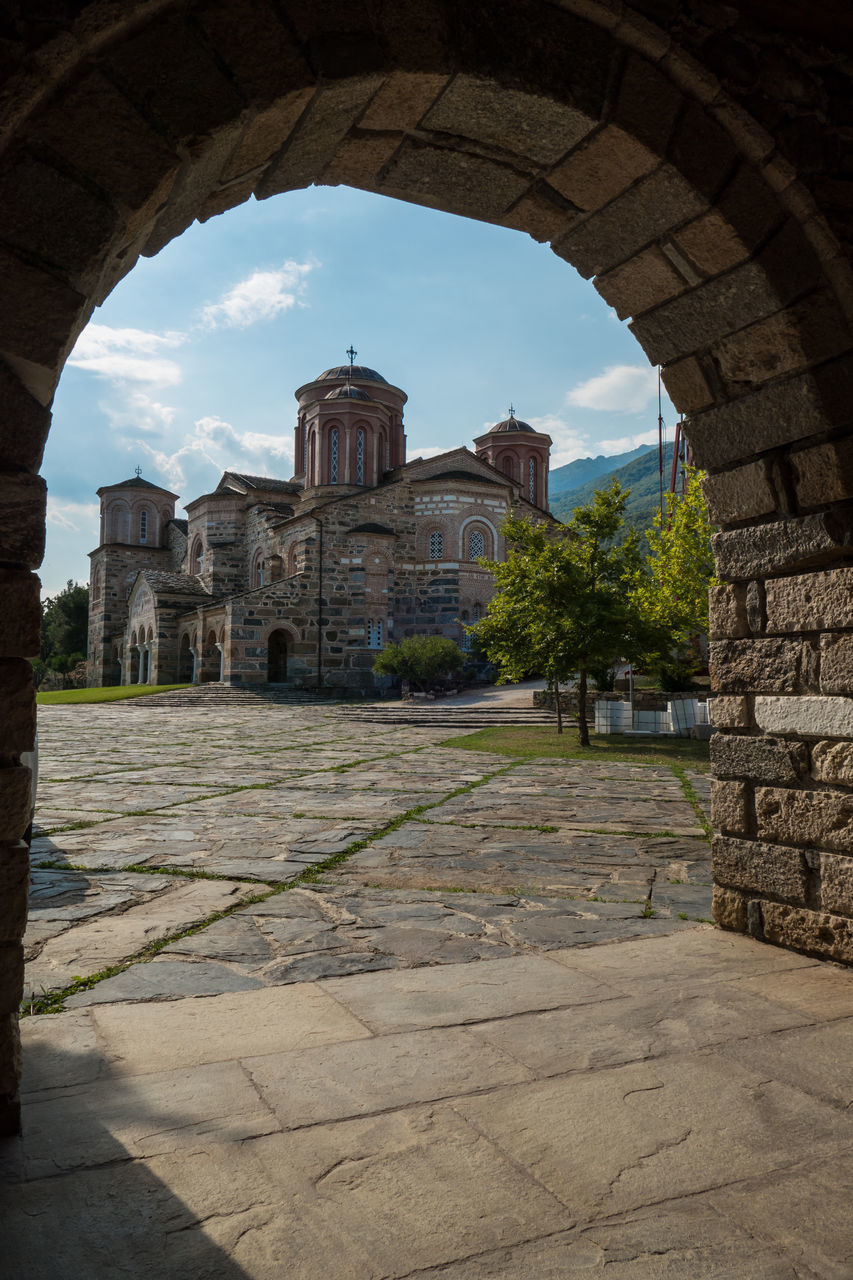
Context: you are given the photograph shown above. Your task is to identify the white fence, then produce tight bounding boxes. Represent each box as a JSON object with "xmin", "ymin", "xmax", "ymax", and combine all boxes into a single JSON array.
[{"xmin": 594, "ymin": 697, "xmax": 710, "ymax": 738}]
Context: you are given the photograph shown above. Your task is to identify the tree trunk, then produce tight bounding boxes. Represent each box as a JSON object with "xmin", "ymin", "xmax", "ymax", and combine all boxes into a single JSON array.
[
  {"xmin": 554, "ymin": 679, "xmax": 563, "ymax": 735},
  {"xmin": 577, "ymin": 667, "xmax": 590, "ymax": 747}
]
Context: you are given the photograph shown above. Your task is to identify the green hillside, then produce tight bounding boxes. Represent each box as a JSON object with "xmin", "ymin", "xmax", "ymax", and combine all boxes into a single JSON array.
[
  {"xmin": 550, "ymin": 443, "xmax": 676, "ymax": 537},
  {"xmin": 548, "ymin": 443, "xmax": 655, "ymax": 497}
]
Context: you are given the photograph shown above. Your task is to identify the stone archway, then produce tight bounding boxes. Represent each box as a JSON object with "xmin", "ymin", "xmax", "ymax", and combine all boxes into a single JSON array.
[{"xmin": 1, "ymin": 0, "xmax": 852, "ymax": 1132}]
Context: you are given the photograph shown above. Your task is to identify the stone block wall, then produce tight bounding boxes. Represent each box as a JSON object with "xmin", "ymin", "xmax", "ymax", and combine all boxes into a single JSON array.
[{"xmin": 709, "ymin": 566, "xmax": 853, "ymax": 960}]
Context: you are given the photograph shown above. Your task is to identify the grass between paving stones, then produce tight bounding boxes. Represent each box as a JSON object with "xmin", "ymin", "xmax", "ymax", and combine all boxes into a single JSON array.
[
  {"xmin": 33, "ymin": 751, "xmax": 419, "ymax": 831},
  {"xmin": 671, "ymin": 763, "xmax": 713, "ymax": 838},
  {"xmin": 440, "ymin": 726, "xmax": 711, "ymax": 768},
  {"xmin": 37, "ymin": 684, "xmax": 192, "ymax": 705},
  {"xmin": 23, "ymin": 762, "xmax": 517, "ymax": 1016}
]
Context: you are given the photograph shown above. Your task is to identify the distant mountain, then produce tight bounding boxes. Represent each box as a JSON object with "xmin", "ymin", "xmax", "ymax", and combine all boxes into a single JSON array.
[
  {"xmin": 550, "ymin": 443, "xmax": 676, "ymax": 538},
  {"xmin": 548, "ymin": 443, "xmax": 655, "ymax": 497}
]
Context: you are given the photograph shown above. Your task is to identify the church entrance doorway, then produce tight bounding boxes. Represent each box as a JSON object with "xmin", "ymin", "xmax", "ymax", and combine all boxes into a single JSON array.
[
  {"xmin": 178, "ymin": 635, "xmax": 194, "ymax": 684},
  {"xmin": 267, "ymin": 630, "xmax": 289, "ymax": 684}
]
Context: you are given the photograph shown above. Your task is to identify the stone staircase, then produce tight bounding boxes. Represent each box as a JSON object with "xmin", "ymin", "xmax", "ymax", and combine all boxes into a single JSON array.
[
  {"xmin": 127, "ymin": 683, "xmax": 348, "ymax": 708},
  {"xmin": 121, "ymin": 682, "xmax": 560, "ymax": 726}
]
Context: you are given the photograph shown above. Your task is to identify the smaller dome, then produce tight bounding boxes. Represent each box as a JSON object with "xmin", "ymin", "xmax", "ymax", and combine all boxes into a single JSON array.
[
  {"xmin": 489, "ymin": 411, "xmax": 535, "ymax": 434},
  {"xmin": 325, "ymin": 385, "xmax": 372, "ymax": 401}
]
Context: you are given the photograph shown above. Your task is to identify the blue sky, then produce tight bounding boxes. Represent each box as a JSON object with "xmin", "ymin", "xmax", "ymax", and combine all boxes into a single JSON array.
[{"xmin": 44, "ymin": 184, "xmax": 675, "ymax": 595}]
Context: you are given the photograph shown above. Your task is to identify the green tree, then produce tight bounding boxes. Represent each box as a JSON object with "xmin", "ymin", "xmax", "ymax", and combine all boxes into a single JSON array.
[
  {"xmin": 470, "ymin": 483, "xmax": 659, "ymax": 745},
  {"xmin": 41, "ymin": 580, "xmax": 89, "ymax": 671},
  {"xmin": 372, "ymin": 634, "xmax": 465, "ymax": 691},
  {"xmin": 630, "ymin": 469, "xmax": 716, "ymax": 688}
]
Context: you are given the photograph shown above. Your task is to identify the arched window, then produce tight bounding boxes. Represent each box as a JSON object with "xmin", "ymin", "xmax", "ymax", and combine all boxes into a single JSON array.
[
  {"xmin": 528, "ymin": 457, "xmax": 537, "ymax": 504},
  {"xmin": 469, "ymin": 529, "xmax": 485, "ymax": 561},
  {"xmin": 139, "ymin": 509, "xmax": 148, "ymax": 543},
  {"xmin": 109, "ymin": 500, "xmax": 131, "ymax": 542},
  {"xmin": 309, "ymin": 431, "xmax": 316, "ymax": 482},
  {"xmin": 91, "ymin": 566, "xmax": 101, "ymax": 603},
  {"xmin": 428, "ymin": 530, "xmax": 443, "ymax": 560},
  {"xmin": 356, "ymin": 427, "xmax": 365, "ymax": 484},
  {"xmin": 190, "ymin": 538, "xmax": 203, "ymax": 575},
  {"xmin": 367, "ymin": 619, "xmax": 383, "ymax": 649},
  {"xmin": 473, "ymin": 603, "xmax": 482, "ymax": 622},
  {"xmin": 329, "ymin": 426, "xmax": 339, "ymax": 483},
  {"xmin": 251, "ymin": 548, "xmax": 265, "ymax": 589},
  {"xmin": 499, "ymin": 455, "xmax": 517, "ymax": 481}
]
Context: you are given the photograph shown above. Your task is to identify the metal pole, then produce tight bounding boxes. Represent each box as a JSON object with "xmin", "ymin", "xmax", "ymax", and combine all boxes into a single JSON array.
[{"xmin": 314, "ymin": 515, "xmax": 324, "ymax": 690}]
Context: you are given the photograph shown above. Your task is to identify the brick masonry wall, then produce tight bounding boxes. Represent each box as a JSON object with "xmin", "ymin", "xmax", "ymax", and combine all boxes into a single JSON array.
[{"xmin": 0, "ymin": 0, "xmax": 852, "ymax": 1130}]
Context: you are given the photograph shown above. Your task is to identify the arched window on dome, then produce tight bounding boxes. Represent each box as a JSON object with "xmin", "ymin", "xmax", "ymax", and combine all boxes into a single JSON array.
[
  {"xmin": 356, "ymin": 428, "xmax": 365, "ymax": 484},
  {"xmin": 329, "ymin": 427, "xmax": 339, "ymax": 484},
  {"xmin": 309, "ymin": 431, "xmax": 316, "ymax": 483},
  {"xmin": 429, "ymin": 530, "xmax": 443, "ymax": 560},
  {"xmin": 468, "ymin": 529, "xmax": 485, "ymax": 561},
  {"xmin": 528, "ymin": 457, "xmax": 537, "ymax": 504},
  {"xmin": 139, "ymin": 508, "xmax": 149, "ymax": 543},
  {"xmin": 499, "ymin": 454, "xmax": 517, "ymax": 482},
  {"xmin": 108, "ymin": 500, "xmax": 131, "ymax": 543}
]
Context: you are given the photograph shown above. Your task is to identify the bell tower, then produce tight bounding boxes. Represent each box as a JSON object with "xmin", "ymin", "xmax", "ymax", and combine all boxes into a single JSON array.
[
  {"xmin": 88, "ymin": 473, "xmax": 178, "ymax": 686},
  {"xmin": 474, "ymin": 409, "xmax": 552, "ymax": 510}
]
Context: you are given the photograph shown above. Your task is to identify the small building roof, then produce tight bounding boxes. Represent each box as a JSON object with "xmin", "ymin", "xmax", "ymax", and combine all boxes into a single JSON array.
[
  {"xmin": 137, "ymin": 571, "xmax": 214, "ymax": 598},
  {"xmin": 217, "ymin": 472, "xmax": 301, "ymax": 494}
]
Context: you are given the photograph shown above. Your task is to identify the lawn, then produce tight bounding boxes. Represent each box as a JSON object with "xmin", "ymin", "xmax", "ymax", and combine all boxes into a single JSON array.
[
  {"xmin": 441, "ymin": 725, "xmax": 711, "ymax": 768},
  {"xmin": 37, "ymin": 684, "xmax": 192, "ymax": 706}
]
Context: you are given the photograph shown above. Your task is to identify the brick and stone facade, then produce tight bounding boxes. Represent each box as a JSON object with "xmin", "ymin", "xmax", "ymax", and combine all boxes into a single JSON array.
[
  {"xmin": 2, "ymin": 0, "xmax": 853, "ymax": 1132},
  {"xmin": 87, "ymin": 365, "xmax": 550, "ymax": 692}
]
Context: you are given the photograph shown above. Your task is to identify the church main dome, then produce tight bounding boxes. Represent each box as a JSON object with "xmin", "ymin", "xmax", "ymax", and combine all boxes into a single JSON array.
[{"xmin": 316, "ymin": 365, "xmax": 388, "ymax": 384}]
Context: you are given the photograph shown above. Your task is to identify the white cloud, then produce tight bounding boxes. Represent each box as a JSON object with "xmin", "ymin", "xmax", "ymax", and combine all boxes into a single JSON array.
[
  {"xmin": 136, "ymin": 415, "xmax": 294, "ymax": 493},
  {"xmin": 103, "ymin": 391, "xmax": 177, "ymax": 435},
  {"xmin": 67, "ymin": 324, "xmax": 185, "ymax": 385},
  {"xmin": 46, "ymin": 498, "xmax": 100, "ymax": 535},
  {"xmin": 524, "ymin": 414, "xmax": 594, "ymax": 469},
  {"xmin": 200, "ymin": 261, "xmax": 313, "ymax": 330},
  {"xmin": 566, "ymin": 364, "xmax": 659, "ymax": 414},
  {"xmin": 596, "ymin": 427, "xmax": 661, "ymax": 454}
]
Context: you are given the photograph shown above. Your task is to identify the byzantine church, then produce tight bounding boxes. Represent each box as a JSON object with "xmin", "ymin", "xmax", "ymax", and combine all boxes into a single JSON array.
[{"xmin": 87, "ymin": 358, "xmax": 551, "ymax": 692}]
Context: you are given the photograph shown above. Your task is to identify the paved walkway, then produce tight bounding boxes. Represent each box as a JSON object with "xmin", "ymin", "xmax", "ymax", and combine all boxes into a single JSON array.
[{"xmin": 4, "ymin": 695, "xmax": 852, "ymax": 1277}]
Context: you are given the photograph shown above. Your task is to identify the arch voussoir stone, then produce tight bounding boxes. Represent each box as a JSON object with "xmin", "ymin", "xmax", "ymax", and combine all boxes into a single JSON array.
[{"xmin": 0, "ymin": 0, "xmax": 852, "ymax": 1136}]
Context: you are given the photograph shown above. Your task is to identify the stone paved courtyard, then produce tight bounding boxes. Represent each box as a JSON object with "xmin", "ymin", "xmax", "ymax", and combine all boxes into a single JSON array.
[{"xmin": 5, "ymin": 693, "xmax": 853, "ymax": 1277}]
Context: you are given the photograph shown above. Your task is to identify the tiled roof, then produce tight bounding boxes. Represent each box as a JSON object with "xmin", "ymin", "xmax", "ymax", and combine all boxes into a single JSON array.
[{"xmin": 169, "ymin": 518, "xmax": 188, "ymax": 535}]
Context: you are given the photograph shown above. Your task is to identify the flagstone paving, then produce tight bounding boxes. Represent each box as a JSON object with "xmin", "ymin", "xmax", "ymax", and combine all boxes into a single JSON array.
[{"xmin": 6, "ymin": 692, "xmax": 853, "ymax": 1277}]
